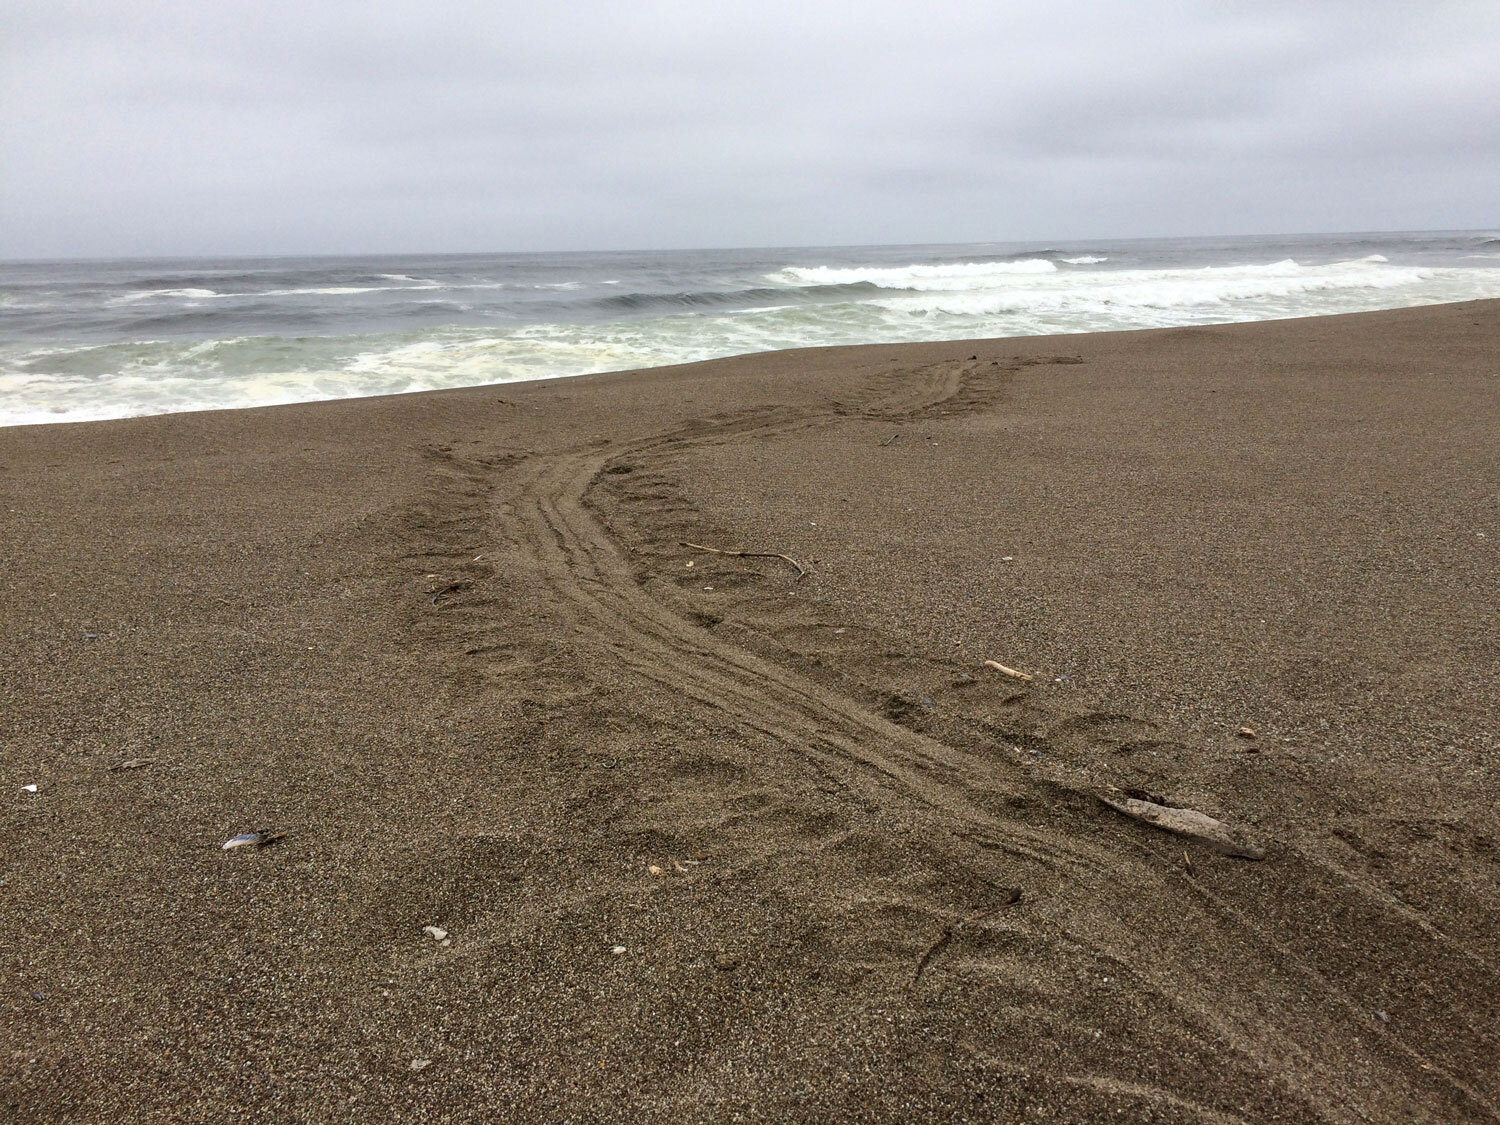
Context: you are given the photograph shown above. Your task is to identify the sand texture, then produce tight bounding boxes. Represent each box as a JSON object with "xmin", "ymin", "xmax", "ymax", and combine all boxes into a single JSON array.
[{"xmin": 2, "ymin": 300, "xmax": 1498, "ymax": 1123}]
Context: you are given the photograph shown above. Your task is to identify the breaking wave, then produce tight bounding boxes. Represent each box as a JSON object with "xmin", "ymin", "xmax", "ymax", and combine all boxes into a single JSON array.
[{"xmin": 5, "ymin": 236, "xmax": 1499, "ymax": 426}]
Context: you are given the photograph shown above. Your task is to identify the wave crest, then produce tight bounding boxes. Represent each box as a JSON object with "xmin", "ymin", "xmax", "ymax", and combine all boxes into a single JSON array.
[{"xmin": 768, "ymin": 260, "xmax": 1059, "ymax": 291}]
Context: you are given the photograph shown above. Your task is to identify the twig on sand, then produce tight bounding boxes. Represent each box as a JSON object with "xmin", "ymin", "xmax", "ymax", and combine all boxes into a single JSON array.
[
  {"xmin": 879, "ymin": 433, "xmax": 902, "ymax": 447},
  {"xmin": 1098, "ymin": 792, "xmax": 1265, "ymax": 860},
  {"xmin": 983, "ymin": 659, "xmax": 1033, "ymax": 682},
  {"xmin": 909, "ymin": 925, "xmax": 954, "ymax": 988},
  {"xmin": 909, "ymin": 888, "xmax": 1022, "ymax": 989},
  {"xmin": 680, "ymin": 541, "xmax": 808, "ymax": 582},
  {"xmin": 430, "ymin": 582, "xmax": 467, "ymax": 605}
]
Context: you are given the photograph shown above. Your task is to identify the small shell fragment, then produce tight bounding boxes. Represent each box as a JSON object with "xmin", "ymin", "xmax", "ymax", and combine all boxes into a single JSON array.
[
  {"xmin": 610, "ymin": 945, "xmax": 627, "ymax": 955},
  {"xmin": 1236, "ymin": 726, "xmax": 1256, "ymax": 739},
  {"xmin": 983, "ymin": 660, "xmax": 1033, "ymax": 682},
  {"xmin": 422, "ymin": 926, "xmax": 448, "ymax": 942},
  {"xmin": 647, "ymin": 864, "xmax": 664, "ymax": 877},
  {"xmin": 221, "ymin": 830, "xmax": 284, "ymax": 850},
  {"xmin": 409, "ymin": 1058, "xmax": 431, "ymax": 1072},
  {"xmin": 21, "ymin": 784, "xmax": 38, "ymax": 794}
]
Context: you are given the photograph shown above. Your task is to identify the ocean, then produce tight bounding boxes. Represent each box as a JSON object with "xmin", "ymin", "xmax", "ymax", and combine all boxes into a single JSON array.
[{"xmin": 3, "ymin": 230, "xmax": 1499, "ymax": 427}]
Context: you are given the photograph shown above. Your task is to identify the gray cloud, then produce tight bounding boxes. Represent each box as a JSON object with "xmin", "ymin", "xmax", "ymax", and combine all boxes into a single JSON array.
[{"xmin": 3, "ymin": 0, "xmax": 1497, "ymax": 257}]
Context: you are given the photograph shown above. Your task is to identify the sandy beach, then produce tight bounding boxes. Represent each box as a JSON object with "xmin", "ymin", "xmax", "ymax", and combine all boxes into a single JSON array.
[{"xmin": 2, "ymin": 300, "xmax": 1498, "ymax": 1122}]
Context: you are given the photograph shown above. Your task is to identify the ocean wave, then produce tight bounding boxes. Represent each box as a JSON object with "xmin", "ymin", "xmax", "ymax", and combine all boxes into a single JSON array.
[
  {"xmin": 259, "ymin": 283, "xmax": 442, "ymax": 297},
  {"xmin": 861, "ymin": 258, "xmax": 1438, "ymax": 318},
  {"xmin": 106, "ymin": 305, "xmax": 335, "ymax": 334},
  {"xmin": 9, "ymin": 243, "xmax": 1500, "ymax": 428},
  {"xmin": 595, "ymin": 282, "xmax": 878, "ymax": 313},
  {"xmin": 768, "ymin": 260, "xmax": 1059, "ymax": 290},
  {"xmin": 106, "ymin": 281, "xmax": 450, "ymax": 304},
  {"xmin": 1061, "ymin": 255, "xmax": 1108, "ymax": 265},
  {"xmin": 108, "ymin": 287, "xmax": 220, "ymax": 304}
]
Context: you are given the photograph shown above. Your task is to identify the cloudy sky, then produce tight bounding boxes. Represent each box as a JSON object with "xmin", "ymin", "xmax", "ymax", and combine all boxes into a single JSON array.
[{"xmin": 3, "ymin": 0, "xmax": 1497, "ymax": 259}]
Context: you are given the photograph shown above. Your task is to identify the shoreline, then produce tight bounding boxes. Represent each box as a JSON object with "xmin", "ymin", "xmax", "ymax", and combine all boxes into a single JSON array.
[
  {"xmin": 3, "ymin": 300, "xmax": 1498, "ymax": 1122},
  {"xmin": 0, "ymin": 292, "xmax": 1479, "ymax": 434},
  {"xmin": 7, "ymin": 233, "xmax": 1500, "ymax": 431}
]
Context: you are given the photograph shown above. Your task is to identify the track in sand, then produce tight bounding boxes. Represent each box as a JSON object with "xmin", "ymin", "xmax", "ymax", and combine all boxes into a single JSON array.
[{"xmin": 401, "ymin": 355, "xmax": 1499, "ymax": 1123}]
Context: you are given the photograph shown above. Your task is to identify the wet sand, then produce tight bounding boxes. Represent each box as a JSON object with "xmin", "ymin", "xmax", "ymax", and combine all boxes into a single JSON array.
[{"xmin": 2, "ymin": 300, "xmax": 1498, "ymax": 1123}]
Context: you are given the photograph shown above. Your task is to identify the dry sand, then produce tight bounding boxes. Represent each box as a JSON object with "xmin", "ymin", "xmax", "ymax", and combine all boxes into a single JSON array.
[{"xmin": 2, "ymin": 300, "xmax": 1498, "ymax": 1123}]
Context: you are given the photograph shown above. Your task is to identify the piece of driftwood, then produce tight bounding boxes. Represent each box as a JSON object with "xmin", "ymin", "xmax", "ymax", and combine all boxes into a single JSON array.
[
  {"xmin": 971, "ymin": 886, "xmax": 1023, "ymax": 920},
  {"xmin": 430, "ymin": 581, "xmax": 468, "ymax": 605},
  {"xmin": 983, "ymin": 659, "xmax": 1033, "ymax": 682},
  {"xmin": 909, "ymin": 926, "xmax": 954, "ymax": 987},
  {"xmin": 680, "ymin": 541, "xmax": 807, "ymax": 581},
  {"xmin": 1098, "ymin": 793, "xmax": 1265, "ymax": 860},
  {"xmin": 909, "ymin": 886, "xmax": 1023, "ymax": 988}
]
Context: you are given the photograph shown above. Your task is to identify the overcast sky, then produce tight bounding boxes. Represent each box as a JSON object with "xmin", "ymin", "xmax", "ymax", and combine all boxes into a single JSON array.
[{"xmin": 3, "ymin": 0, "xmax": 1497, "ymax": 259}]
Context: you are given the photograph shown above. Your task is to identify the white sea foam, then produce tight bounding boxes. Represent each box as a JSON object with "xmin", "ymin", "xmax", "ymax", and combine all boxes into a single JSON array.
[
  {"xmin": 259, "ymin": 282, "xmax": 442, "ymax": 296},
  {"xmin": 108, "ymin": 287, "xmax": 219, "ymax": 304},
  {"xmin": 768, "ymin": 259, "xmax": 1059, "ymax": 290},
  {"xmin": 7, "ymin": 249, "xmax": 1500, "ymax": 427},
  {"xmin": 1061, "ymin": 255, "xmax": 1108, "ymax": 265},
  {"xmin": 861, "ymin": 257, "xmax": 1441, "ymax": 321},
  {"xmin": 107, "ymin": 282, "xmax": 449, "ymax": 305}
]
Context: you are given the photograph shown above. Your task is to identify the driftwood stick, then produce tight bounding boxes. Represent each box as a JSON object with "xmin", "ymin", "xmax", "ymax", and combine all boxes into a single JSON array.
[
  {"xmin": 910, "ymin": 888, "xmax": 1021, "ymax": 988},
  {"xmin": 1098, "ymin": 793, "xmax": 1266, "ymax": 860},
  {"xmin": 909, "ymin": 925, "xmax": 954, "ymax": 987},
  {"xmin": 680, "ymin": 541, "xmax": 808, "ymax": 582},
  {"xmin": 430, "ymin": 581, "xmax": 467, "ymax": 605},
  {"xmin": 983, "ymin": 659, "xmax": 1033, "ymax": 682}
]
